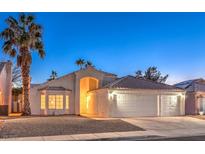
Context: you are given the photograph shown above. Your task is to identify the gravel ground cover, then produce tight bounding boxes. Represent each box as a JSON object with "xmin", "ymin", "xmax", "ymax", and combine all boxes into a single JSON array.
[{"xmin": 0, "ymin": 116, "xmax": 144, "ymax": 138}]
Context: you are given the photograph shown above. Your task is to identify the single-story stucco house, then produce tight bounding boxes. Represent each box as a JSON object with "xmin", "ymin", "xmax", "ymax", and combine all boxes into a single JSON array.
[
  {"xmin": 0, "ymin": 61, "xmax": 12, "ymax": 115},
  {"xmin": 175, "ymin": 79, "xmax": 205, "ymax": 115},
  {"xmin": 30, "ymin": 66, "xmax": 185, "ymax": 117}
]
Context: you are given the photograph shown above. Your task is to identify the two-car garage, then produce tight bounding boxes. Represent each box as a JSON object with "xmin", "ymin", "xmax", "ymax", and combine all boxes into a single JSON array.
[
  {"xmin": 86, "ymin": 76, "xmax": 185, "ymax": 118},
  {"xmin": 108, "ymin": 91, "xmax": 184, "ymax": 117}
]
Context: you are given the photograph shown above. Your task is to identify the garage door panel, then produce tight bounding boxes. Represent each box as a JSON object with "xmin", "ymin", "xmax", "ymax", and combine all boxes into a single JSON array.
[
  {"xmin": 161, "ymin": 95, "xmax": 180, "ymax": 116},
  {"xmin": 112, "ymin": 94, "xmax": 158, "ymax": 117}
]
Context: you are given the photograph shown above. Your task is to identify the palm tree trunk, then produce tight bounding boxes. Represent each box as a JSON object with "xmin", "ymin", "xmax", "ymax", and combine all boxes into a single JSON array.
[{"xmin": 21, "ymin": 64, "xmax": 31, "ymax": 116}]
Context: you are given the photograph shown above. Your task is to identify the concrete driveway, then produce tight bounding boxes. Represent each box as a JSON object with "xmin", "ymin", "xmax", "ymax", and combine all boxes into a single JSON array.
[{"xmin": 122, "ymin": 116, "xmax": 205, "ymax": 138}]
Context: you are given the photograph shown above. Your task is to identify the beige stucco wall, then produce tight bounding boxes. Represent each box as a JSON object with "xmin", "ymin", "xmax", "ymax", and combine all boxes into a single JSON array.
[
  {"xmin": 30, "ymin": 73, "xmax": 75, "ymax": 115},
  {"xmin": 87, "ymin": 89, "xmax": 109, "ymax": 117},
  {"xmin": 73, "ymin": 67, "xmax": 116, "ymax": 115},
  {"xmin": 30, "ymin": 67, "xmax": 117, "ymax": 115},
  {"xmin": 0, "ymin": 62, "xmax": 12, "ymax": 114}
]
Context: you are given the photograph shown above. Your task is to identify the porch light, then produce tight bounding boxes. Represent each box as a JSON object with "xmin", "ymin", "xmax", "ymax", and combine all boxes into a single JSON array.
[
  {"xmin": 178, "ymin": 93, "xmax": 183, "ymax": 97},
  {"xmin": 108, "ymin": 92, "xmax": 114, "ymax": 100},
  {"xmin": 178, "ymin": 93, "xmax": 185, "ymax": 98}
]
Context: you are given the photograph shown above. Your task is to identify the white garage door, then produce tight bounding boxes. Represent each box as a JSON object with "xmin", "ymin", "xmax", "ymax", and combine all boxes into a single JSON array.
[
  {"xmin": 111, "ymin": 93, "xmax": 158, "ymax": 117},
  {"xmin": 161, "ymin": 95, "xmax": 180, "ymax": 116}
]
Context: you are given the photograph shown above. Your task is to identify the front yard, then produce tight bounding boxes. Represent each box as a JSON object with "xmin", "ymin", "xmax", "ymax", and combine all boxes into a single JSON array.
[{"xmin": 0, "ymin": 116, "xmax": 144, "ymax": 138}]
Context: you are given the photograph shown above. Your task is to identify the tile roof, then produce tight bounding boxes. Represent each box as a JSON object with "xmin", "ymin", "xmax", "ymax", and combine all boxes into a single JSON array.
[
  {"xmin": 38, "ymin": 86, "xmax": 72, "ymax": 91},
  {"xmin": 74, "ymin": 66, "xmax": 117, "ymax": 77},
  {"xmin": 175, "ymin": 78, "xmax": 205, "ymax": 92},
  {"xmin": 104, "ymin": 75, "xmax": 182, "ymax": 90}
]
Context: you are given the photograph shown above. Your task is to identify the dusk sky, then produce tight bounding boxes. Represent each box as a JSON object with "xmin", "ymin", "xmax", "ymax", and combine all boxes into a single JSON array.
[{"xmin": 1, "ymin": 12, "xmax": 205, "ymax": 84}]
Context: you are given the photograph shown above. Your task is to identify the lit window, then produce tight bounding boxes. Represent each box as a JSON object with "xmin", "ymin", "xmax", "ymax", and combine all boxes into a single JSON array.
[
  {"xmin": 48, "ymin": 95, "xmax": 64, "ymax": 110},
  {"xmin": 56, "ymin": 95, "xmax": 63, "ymax": 109},
  {"xmin": 66, "ymin": 95, "xmax": 69, "ymax": 110},
  {"xmin": 41, "ymin": 94, "xmax": 46, "ymax": 109},
  {"xmin": 48, "ymin": 95, "xmax": 56, "ymax": 109}
]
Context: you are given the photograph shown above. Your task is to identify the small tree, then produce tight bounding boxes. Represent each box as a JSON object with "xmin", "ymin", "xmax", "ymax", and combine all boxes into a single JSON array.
[
  {"xmin": 135, "ymin": 66, "xmax": 169, "ymax": 83},
  {"xmin": 12, "ymin": 65, "xmax": 22, "ymax": 87},
  {"xmin": 48, "ymin": 70, "xmax": 58, "ymax": 81},
  {"xmin": 12, "ymin": 87, "xmax": 22, "ymax": 97},
  {"xmin": 135, "ymin": 70, "xmax": 143, "ymax": 79}
]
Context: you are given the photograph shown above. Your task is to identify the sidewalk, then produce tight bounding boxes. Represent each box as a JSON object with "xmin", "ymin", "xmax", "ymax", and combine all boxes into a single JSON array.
[{"xmin": 0, "ymin": 130, "xmax": 162, "ymax": 141}]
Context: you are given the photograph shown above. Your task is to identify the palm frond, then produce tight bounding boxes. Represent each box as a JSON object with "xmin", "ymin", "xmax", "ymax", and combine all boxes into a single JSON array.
[
  {"xmin": 2, "ymin": 41, "xmax": 17, "ymax": 57},
  {"xmin": 29, "ymin": 23, "xmax": 42, "ymax": 34},
  {"xmin": 38, "ymin": 49, "xmax": 45, "ymax": 59},
  {"xmin": 0, "ymin": 28, "xmax": 15, "ymax": 40},
  {"xmin": 10, "ymin": 48, "xmax": 17, "ymax": 57},
  {"xmin": 2, "ymin": 40, "xmax": 12, "ymax": 52},
  {"xmin": 6, "ymin": 16, "xmax": 18, "ymax": 27},
  {"xmin": 26, "ymin": 15, "xmax": 35, "ymax": 25},
  {"xmin": 19, "ymin": 13, "xmax": 26, "ymax": 25}
]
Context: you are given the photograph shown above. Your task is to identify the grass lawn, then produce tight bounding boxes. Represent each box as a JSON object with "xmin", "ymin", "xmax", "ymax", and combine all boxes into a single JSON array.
[{"xmin": 0, "ymin": 116, "xmax": 144, "ymax": 138}]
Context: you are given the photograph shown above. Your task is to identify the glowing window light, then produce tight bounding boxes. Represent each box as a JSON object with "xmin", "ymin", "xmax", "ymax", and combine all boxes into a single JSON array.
[
  {"xmin": 56, "ymin": 95, "xmax": 63, "ymax": 109},
  {"xmin": 40, "ymin": 94, "xmax": 46, "ymax": 110},
  {"xmin": 66, "ymin": 95, "xmax": 69, "ymax": 110},
  {"xmin": 48, "ymin": 95, "xmax": 56, "ymax": 109}
]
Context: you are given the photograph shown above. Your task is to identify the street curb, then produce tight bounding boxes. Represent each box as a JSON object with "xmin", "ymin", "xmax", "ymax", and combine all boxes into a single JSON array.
[{"xmin": 0, "ymin": 131, "xmax": 160, "ymax": 141}]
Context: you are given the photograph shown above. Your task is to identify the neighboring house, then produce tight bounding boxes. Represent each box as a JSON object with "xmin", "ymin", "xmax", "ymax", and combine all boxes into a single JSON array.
[
  {"xmin": 175, "ymin": 79, "xmax": 205, "ymax": 115},
  {"xmin": 30, "ymin": 66, "xmax": 185, "ymax": 117},
  {"xmin": 0, "ymin": 61, "xmax": 12, "ymax": 115}
]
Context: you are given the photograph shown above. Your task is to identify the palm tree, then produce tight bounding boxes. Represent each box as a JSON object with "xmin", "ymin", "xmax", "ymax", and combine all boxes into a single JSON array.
[
  {"xmin": 0, "ymin": 13, "xmax": 45, "ymax": 115},
  {"xmin": 75, "ymin": 58, "xmax": 85, "ymax": 69},
  {"xmin": 48, "ymin": 70, "xmax": 58, "ymax": 81}
]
